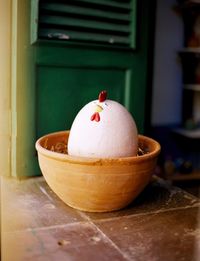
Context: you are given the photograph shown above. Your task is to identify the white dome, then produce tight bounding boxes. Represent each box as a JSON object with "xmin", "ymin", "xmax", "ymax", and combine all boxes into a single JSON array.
[{"xmin": 68, "ymin": 95, "xmax": 138, "ymax": 158}]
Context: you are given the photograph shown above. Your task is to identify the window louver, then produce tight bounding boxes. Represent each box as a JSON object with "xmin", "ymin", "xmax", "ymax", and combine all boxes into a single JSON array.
[{"xmin": 32, "ymin": 0, "xmax": 136, "ymax": 48}]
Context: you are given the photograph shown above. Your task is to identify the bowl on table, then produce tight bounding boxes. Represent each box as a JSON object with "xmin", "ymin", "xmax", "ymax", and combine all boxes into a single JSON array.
[{"xmin": 35, "ymin": 131, "xmax": 160, "ymax": 212}]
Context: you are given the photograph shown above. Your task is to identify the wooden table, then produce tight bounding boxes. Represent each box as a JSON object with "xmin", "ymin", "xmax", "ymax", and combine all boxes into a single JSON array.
[{"xmin": 1, "ymin": 176, "xmax": 200, "ymax": 261}]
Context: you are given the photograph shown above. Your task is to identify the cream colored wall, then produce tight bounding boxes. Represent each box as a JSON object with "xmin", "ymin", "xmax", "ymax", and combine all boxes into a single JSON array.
[
  {"xmin": 0, "ymin": 0, "xmax": 38, "ymax": 178},
  {"xmin": 0, "ymin": 0, "xmax": 12, "ymax": 176}
]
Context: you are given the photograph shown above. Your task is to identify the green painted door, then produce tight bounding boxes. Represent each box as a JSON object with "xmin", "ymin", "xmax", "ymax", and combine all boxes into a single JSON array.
[
  {"xmin": 11, "ymin": 0, "xmax": 155, "ymax": 177},
  {"xmin": 34, "ymin": 0, "xmax": 155, "ymax": 139},
  {"xmin": 37, "ymin": 66, "xmax": 126, "ymax": 136}
]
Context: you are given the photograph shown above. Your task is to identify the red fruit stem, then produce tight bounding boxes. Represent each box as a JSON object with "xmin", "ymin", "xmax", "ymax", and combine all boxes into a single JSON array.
[{"xmin": 98, "ymin": 90, "xmax": 107, "ymax": 102}]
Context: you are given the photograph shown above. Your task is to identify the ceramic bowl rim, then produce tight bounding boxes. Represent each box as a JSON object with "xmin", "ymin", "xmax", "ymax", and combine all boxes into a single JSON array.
[{"xmin": 35, "ymin": 130, "xmax": 161, "ymax": 165}]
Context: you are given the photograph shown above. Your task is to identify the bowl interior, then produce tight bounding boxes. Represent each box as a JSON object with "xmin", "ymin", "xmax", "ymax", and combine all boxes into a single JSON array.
[{"xmin": 37, "ymin": 131, "xmax": 161, "ymax": 163}]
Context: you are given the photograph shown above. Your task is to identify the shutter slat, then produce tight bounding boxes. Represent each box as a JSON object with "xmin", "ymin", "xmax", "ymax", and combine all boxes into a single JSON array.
[
  {"xmin": 40, "ymin": 15, "xmax": 130, "ymax": 34},
  {"xmin": 40, "ymin": 3, "xmax": 131, "ymax": 22},
  {"xmin": 43, "ymin": 0, "xmax": 131, "ymax": 10},
  {"xmin": 34, "ymin": 0, "xmax": 136, "ymax": 48},
  {"xmin": 39, "ymin": 28, "xmax": 130, "ymax": 45},
  {"xmin": 74, "ymin": 0, "xmax": 130, "ymax": 9}
]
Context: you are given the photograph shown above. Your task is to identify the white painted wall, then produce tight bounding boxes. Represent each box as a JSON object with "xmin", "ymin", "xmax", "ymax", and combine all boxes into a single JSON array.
[{"xmin": 151, "ymin": 0, "xmax": 184, "ymax": 126}]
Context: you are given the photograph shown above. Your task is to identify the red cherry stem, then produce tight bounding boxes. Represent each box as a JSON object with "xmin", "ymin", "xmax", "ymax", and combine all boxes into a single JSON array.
[{"xmin": 98, "ymin": 90, "xmax": 107, "ymax": 102}]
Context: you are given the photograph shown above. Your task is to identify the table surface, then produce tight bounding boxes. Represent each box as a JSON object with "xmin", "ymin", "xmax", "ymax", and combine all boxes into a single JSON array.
[{"xmin": 1, "ymin": 176, "xmax": 200, "ymax": 261}]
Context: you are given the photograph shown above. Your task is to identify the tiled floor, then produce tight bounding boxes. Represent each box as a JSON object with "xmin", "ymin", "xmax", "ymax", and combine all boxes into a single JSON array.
[
  {"xmin": 174, "ymin": 180, "xmax": 200, "ymax": 198},
  {"xmin": 1, "ymin": 176, "xmax": 200, "ymax": 261}
]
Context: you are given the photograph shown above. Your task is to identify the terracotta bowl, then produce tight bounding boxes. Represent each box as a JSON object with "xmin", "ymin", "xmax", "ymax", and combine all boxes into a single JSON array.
[{"xmin": 35, "ymin": 131, "xmax": 160, "ymax": 212}]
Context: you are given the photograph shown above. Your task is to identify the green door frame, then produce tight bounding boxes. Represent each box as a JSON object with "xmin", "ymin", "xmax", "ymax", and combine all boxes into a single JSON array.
[{"xmin": 11, "ymin": 0, "xmax": 39, "ymax": 178}]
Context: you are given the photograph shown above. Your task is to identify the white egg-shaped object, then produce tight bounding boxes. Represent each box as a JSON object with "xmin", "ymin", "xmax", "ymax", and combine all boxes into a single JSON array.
[{"xmin": 68, "ymin": 92, "xmax": 138, "ymax": 158}]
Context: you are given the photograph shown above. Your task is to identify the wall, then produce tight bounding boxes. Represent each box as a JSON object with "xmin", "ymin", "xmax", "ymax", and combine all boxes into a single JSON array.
[
  {"xmin": 151, "ymin": 0, "xmax": 183, "ymax": 126},
  {"xmin": 0, "ymin": 0, "xmax": 11, "ymax": 176}
]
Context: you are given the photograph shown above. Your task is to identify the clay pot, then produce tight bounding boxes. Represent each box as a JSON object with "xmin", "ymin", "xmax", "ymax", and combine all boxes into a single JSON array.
[{"xmin": 35, "ymin": 131, "xmax": 160, "ymax": 212}]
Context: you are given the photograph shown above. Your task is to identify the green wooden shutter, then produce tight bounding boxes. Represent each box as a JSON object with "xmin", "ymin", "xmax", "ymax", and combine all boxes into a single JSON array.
[
  {"xmin": 9, "ymin": 0, "xmax": 155, "ymax": 178},
  {"xmin": 31, "ymin": 0, "xmax": 137, "ymax": 48}
]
